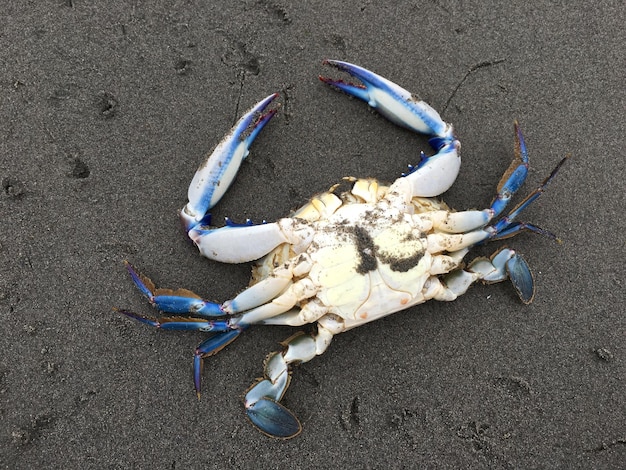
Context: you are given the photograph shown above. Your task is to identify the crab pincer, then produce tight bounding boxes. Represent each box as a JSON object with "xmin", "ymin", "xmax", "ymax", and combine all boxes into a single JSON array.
[
  {"xmin": 319, "ymin": 59, "xmax": 460, "ymax": 197},
  {"xmin": 180, "ymin": 93, "xmax": 279, "ymax": 233}
]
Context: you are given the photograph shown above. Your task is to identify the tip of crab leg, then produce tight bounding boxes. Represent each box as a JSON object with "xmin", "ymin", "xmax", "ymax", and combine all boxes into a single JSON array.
[
  {"xmin": 113, "ymin": 308, "xmax": 161, "ymax": 328},
  {"xmin": 124, "ymin": 261, "xmax": 154, "ymax": 300},
  {"xmin": 194, "ymin": 353, "xmax": 203, "ymax": 399}
]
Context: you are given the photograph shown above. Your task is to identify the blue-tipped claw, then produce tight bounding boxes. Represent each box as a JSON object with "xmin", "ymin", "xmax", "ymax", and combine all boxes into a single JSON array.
[
  {"xmin": 245, "ymin": 398, "xmax": 302, "ymax": 439},
  {"xmin": 506, "ymin": 253, "xmax": 535, "ymax": 304},
  {"xmin": 320, "ymin": 59, "xmax": 461, "ymax": 197},
  {"xmin": 182, "ymin": 93, "xmax": 279, "ymax": 232},
  {"xmin": 320, "ymin": 59, "xmax": 450, "ymax": 139}
]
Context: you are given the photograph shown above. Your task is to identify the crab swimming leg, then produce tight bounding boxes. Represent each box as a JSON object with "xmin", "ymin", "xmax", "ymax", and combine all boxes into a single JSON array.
[
  {"xmin": 426, "ymin": 247, "xmax": 535, "ymax": 304},
  {"xmin": 243, "ymin": 313, "xmax": 345, "ymax": 439},
  {"xmin": 179, "ymin": 94, "xmax": 305, "ymax": 264},
  {"xmin": 320, "ymin": 59, "xmax": 460, "ymax": 197}
]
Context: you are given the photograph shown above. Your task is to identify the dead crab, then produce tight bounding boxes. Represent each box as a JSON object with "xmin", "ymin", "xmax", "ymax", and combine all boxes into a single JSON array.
[{"xmin": 116, "ymin": 60, "xmax": 568, "ymax": 438}]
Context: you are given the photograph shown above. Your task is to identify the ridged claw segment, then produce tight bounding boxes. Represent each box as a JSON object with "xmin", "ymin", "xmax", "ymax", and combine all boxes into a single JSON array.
[
  {"xmin": 400, "ymin": 143, "xmax": 461, "ymax": 197},
  {"xmin": 181, "ymin": 93, "xmax": 279, "ymax": 232}
]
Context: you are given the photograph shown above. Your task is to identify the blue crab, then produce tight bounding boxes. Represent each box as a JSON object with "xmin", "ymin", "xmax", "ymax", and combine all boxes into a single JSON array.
[{"xmin": 116, "ymin": 60, "xmax": 567, "ymax": 438}]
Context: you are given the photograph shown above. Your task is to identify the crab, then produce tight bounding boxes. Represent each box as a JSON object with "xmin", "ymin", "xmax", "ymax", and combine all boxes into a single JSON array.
[{"xmin": 116, "ymin": 60, "xmax": 568, "ymax": 439}]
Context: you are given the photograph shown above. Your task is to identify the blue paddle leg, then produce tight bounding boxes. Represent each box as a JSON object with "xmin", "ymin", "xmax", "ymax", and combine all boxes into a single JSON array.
[{"xmin": 245, "ymin": 398, "xmax": 302, "ymax": 439}]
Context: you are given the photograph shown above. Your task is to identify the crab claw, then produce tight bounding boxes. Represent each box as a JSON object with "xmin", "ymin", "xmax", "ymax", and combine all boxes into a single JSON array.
[
  {"xmin": 320, "ymin": 59, "xmax": 451, "ymax": 140},
  {"xmin": 181, "ymin": 93, "xmax": 279, "ymax": 232},
  {"xmin": 320, "ymin": 59, "xmax": 460, "ymax": 197}
]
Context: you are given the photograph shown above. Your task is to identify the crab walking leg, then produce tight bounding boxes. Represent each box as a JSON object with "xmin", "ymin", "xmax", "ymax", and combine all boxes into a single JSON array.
[
  {"xmin": 320, "ymin": 59, "xmax": 460, "ymax": 197},
  {"xmin": 426, "ymin": 154, "xmax": 569, "ymax": 253},
  {"xmin": 434, "ymin": 121, "xmax": 535, "ymax": 230},
  {"xmin": 424, "ymin": 123, "xmax": 549, "ymax": 234},
  {"xmin": 125, "ymin": 260, "xmax": 316, "ymax": 317},
  {"xmin": 124, "ymin": 261, "xmax": 224, "ymax": 316},
  {"xmin": 120, "ymin": 306, "xmax": 245, "ymax": 399},
  {"xmin": 115, "ymin": 308, "xmax": 237, "ymax": 332},
  {"xmin": 193, "ymin": 329, "xmax": 244, "ymax": 398},
  {"xmin": 244, "ymin": 315, "xmax": 344, "ymax": 438},
  {"xmin": 488, "ymin": 154, "xmax": 570, "ymax": 240},
  {"xmin": 115, "ymin": 307, "xmax": 246, "ymax": 397},
  {"xmin": 424, "ymin": 155, "xmax": 567, "ymax": 303},
  {"xmin": 489, "ymin": 121, "xmax": 529, "ymax": 218}
]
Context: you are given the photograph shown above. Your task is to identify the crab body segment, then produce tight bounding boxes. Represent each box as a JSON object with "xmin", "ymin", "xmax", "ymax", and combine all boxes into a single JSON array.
[{"xmin": 117, "ymin": 60, "xmax": 567, "ymax": 439}]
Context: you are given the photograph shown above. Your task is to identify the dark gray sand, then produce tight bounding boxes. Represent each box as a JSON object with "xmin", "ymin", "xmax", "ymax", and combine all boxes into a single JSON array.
[{"xmin": 1, "ymin": 2, "xmax": 624, "ymax": 468}]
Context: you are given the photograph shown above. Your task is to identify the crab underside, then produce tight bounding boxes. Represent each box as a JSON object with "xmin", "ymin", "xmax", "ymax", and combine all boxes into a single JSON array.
[{"xmin": 116, "ymin": 60, "xmax": 567, "ymax": 438}]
